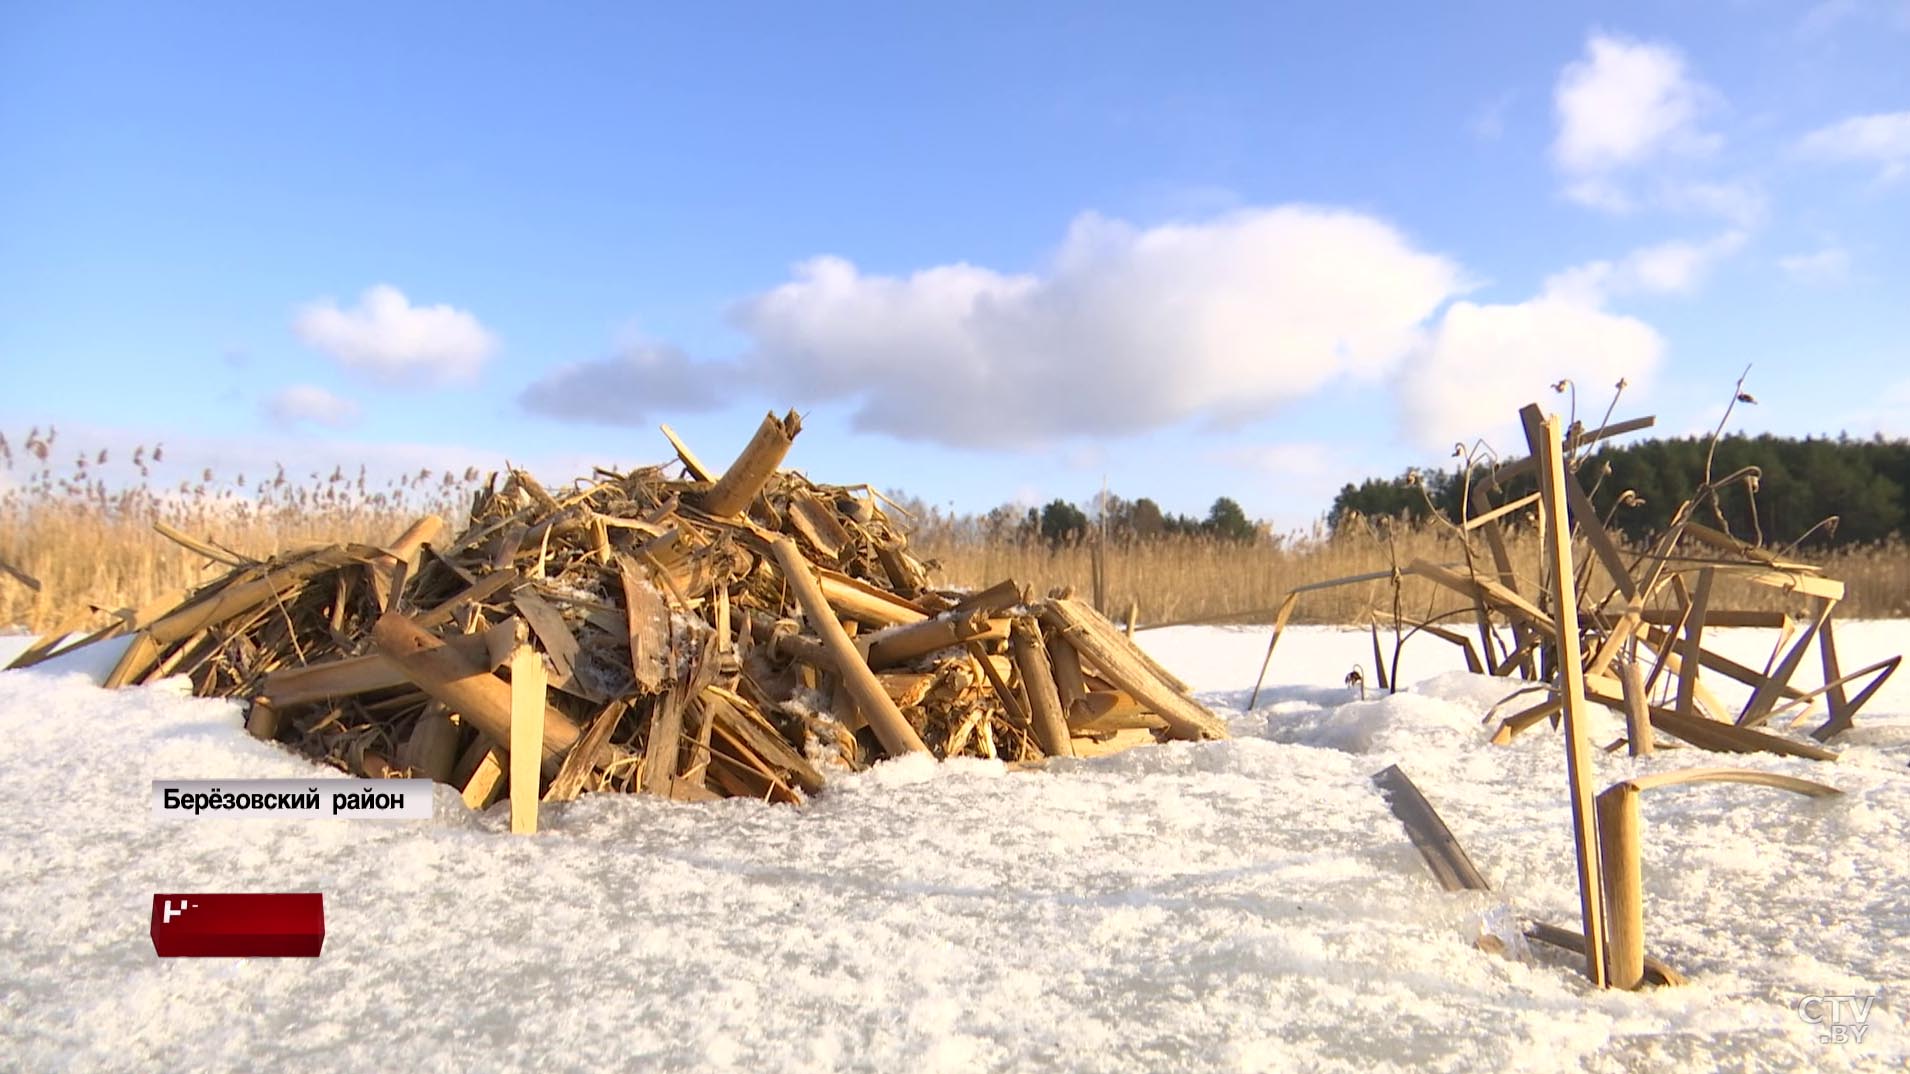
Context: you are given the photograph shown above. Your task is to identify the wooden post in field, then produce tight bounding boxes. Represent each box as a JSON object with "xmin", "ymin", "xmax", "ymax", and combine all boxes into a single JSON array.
[
  {"xmin": 1522, "ymin": 403, "xmax": 1608, "ymax": 988},
  {"xmin": 509, "ymin": 637, "xmax": 545, "ymax": 834},
  {"xmin": 1597, "ymin": 784, "xmax": 1645, "ymax": 990}
]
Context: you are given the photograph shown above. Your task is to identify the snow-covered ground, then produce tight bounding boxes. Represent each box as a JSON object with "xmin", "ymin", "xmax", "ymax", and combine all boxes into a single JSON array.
[{"xmin": 1, "ymin": 623, "xmax": 1906, "ymax": 1073}]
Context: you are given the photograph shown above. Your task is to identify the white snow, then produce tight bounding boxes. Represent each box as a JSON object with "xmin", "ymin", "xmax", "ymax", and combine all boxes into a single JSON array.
[{"xmin": 1, "ymin": 623, "xmax": 1906, "ymax": 1072}]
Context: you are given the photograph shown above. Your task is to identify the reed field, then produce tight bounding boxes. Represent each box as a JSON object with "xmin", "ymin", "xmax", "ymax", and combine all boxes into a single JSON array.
[{"xmin": 3, "ymin": 432, "xmax": 1908, "ymax": 635}]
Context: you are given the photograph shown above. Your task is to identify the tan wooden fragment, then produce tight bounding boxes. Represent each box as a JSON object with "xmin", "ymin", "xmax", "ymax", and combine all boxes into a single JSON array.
[
  {"xmin": 1010, "ymin": 618, "xmax": 1075, "ymax": 758},
  {"xmin": 1675, "ymin": 568, "xmax": 1713, "ymax": 720},
  {"xmin": 509, "ymin": 641, "xmax": 545, "ymax": 834},
  {"xmin": 459, "ymin": 747, "xmax": 506, "ymax": 810},
  {"xmin": 1737, "ymin": 597, "xmax": 1834, "ymax": 729},
  {"xmin": 700, "ymin": 410, "xmax": 801, "ymax": 518},
  {"xmin": 370, "ymin": 612, "xmax": 588, "ymax": 778},
  {"xmin": 1525, "ymin": 405, "xmax": 1607, "ymax": 988},
  {"xmin": 1040, "ymin": 599, "xmax": 1226, "ymax": 741},
  {"xmin": 769, "ymin": 537, "xmax": 927, "ymax": 757}
]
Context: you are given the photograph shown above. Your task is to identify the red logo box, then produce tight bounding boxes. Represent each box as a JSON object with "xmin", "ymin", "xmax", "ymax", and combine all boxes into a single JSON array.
[{"xmin": 150, "ymin": 894, "xmax": 325, "ymax": 957}]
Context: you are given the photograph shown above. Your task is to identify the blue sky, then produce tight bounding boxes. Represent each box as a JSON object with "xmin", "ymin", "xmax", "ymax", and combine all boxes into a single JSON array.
[{"xmin": 3, "ymin": 1, "xmax": 1907, "ymax": 529}]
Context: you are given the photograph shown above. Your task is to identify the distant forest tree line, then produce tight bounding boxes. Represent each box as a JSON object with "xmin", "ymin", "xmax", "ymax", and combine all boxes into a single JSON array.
[{"xmin": 1330, "ymin": 433, "xmax": 1910, "ymax": 549}]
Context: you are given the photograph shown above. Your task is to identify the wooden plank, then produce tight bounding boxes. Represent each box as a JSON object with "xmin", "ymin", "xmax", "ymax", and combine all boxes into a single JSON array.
[
  {"xmin": 815, "ymin": 570, "xmax": 929, "ymax": 628},
  {"xmin": 1488, "ymin": 696, "xmax": 1560, "ymax": 745},
  {"xmin": 1619, "ymin": 659, "xmax": 1653, "ymax": 757},
  {"xmin": 412, "ymin": 568, "xmax": 520, "ymax": 630},
  {"xmin": 1523, "ymin": 403, "xmax": 1607, "ymax": 988},
  {"xmin": 1461, "ymin": 491, "xmax": 1539, "ymax": 532},
  {"xmin": 1484, "ymin": 414, "xmax": 1656, "ymax": 491},
  {"xmin": 509, "ymin": 640, "xmax": 544, "ymax": 834},
  {"xmin": 867, "ymin": 610, "xmax": 1004, "ymax": 669},
  {"xmin": 1408, "ymin": 559, "xmax": 1556, "ymax": 634},
  {"xmin": 1047, "ymin": 630, "xmax": 1090, "ymax": 712},
  {"xmin": 1596, "ymin": 785, "xmax": 1645, "ymax": 990},
  {"xmin": 788, "ymin": 490, "xmax": 854, "ymax": 561}
]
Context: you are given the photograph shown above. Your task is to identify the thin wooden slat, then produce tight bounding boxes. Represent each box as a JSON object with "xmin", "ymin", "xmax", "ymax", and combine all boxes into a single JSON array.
[
  {"xmin": 509, "ymin": 641, "xmax": 544, "ymax": 833},
  {"xmin": 658, "ymin": 423, "xmax": 716, "ymax": 482},
  {"xmin": 1817, "ymin": 617, "xmax": 1851, "ymax": 737},
  {"xmin": 1560, "ymin": 470, "xmax": 1638, "ymax": 601},
  {"xmin": 1523, "ymin": 403, "xmax": 1606, "ymax": 988},
  {"xmin": 1246, "ymin": 592, "xmax": 1300, "ymax": 711},
  {"xmin": 1675, "ymin": 568, "xmax": 1713, "ymax": 721},
  {"xmin": 1737, "ymin": 597, "xmax": 1835, "ymax": 728}
]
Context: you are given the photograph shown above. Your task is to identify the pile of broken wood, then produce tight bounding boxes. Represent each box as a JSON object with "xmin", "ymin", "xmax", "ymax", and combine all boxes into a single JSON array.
[{"xmin": 6, "ymin": 410, "xmax": 1227, "ymax": 809}]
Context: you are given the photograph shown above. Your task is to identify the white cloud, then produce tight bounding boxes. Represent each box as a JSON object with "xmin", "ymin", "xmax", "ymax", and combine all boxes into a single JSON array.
[
  {"xmin": 721, "ymin": 207, "xmax": 1465, "ymax": 446},
  {"xmin": 518, "ymin": 341, "xmax": 727, "ymax": 424},
  {"xmin": 294, "ymin": 285, "xmax": 498, "ymax": 384},
  {"xmin": 1402, "ymin": 280, "xmax": 1666, "ymax": 450},
  {"xmin": 1778, "ymin": 246, "xmax": 1852, "ymax": 284},
  {"xmin": 1797, "ymin": 111, "xmax": 1910, "ymax": 181},
  {"xmin": 1552, "ymin": 33, "xmax": 1721, "ymax": 211},
  {"xmin": 264, "ymin": 384, "xmax": 360, "ymax": 428},
  {"xmin": 1659, "ymin": 179, "xmax": 1767, "ymax": 229},
  {"xmin": 1541, "ymin": 231, "xmax": 1746, "ymax": 305}
]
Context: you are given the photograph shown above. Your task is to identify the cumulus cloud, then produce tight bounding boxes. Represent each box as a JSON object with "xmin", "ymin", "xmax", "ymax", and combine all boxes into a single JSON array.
[
  {"xmin": 263, "ymin": 384, "xmax": 360, "ymax": 428},
  {"xmin": 294, "ymin": 285, "xmax": 498, "ymax": 384},
  {"xmin": 1407, "ymin": 230, "xmax": 1724, "ymax": 446},
  {"xmin": 1778, "ymin": 246, "xmax": 1852, "ymax": 284},
  {"xmin": 1797, "ymin": 111, "xmax": 1910, "ymax": 181},
  {"xmin": 1548, "ymin": 231, "xmax": 1748, "ymax": 304},
  {"xmin": 1402, "ymin": 279, "xmax": 1665, "ymax": 450},
  {"xmin": 722, "ymin": 207, "xmax": 1465, "ymax": 445},
  {"xmin": 518, "ymin": 341, "xmax": 729, "ymax": 424},
  {"xmin": 1552, "ymin": 33, "xmax": 1720, "ymax": 211}
]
